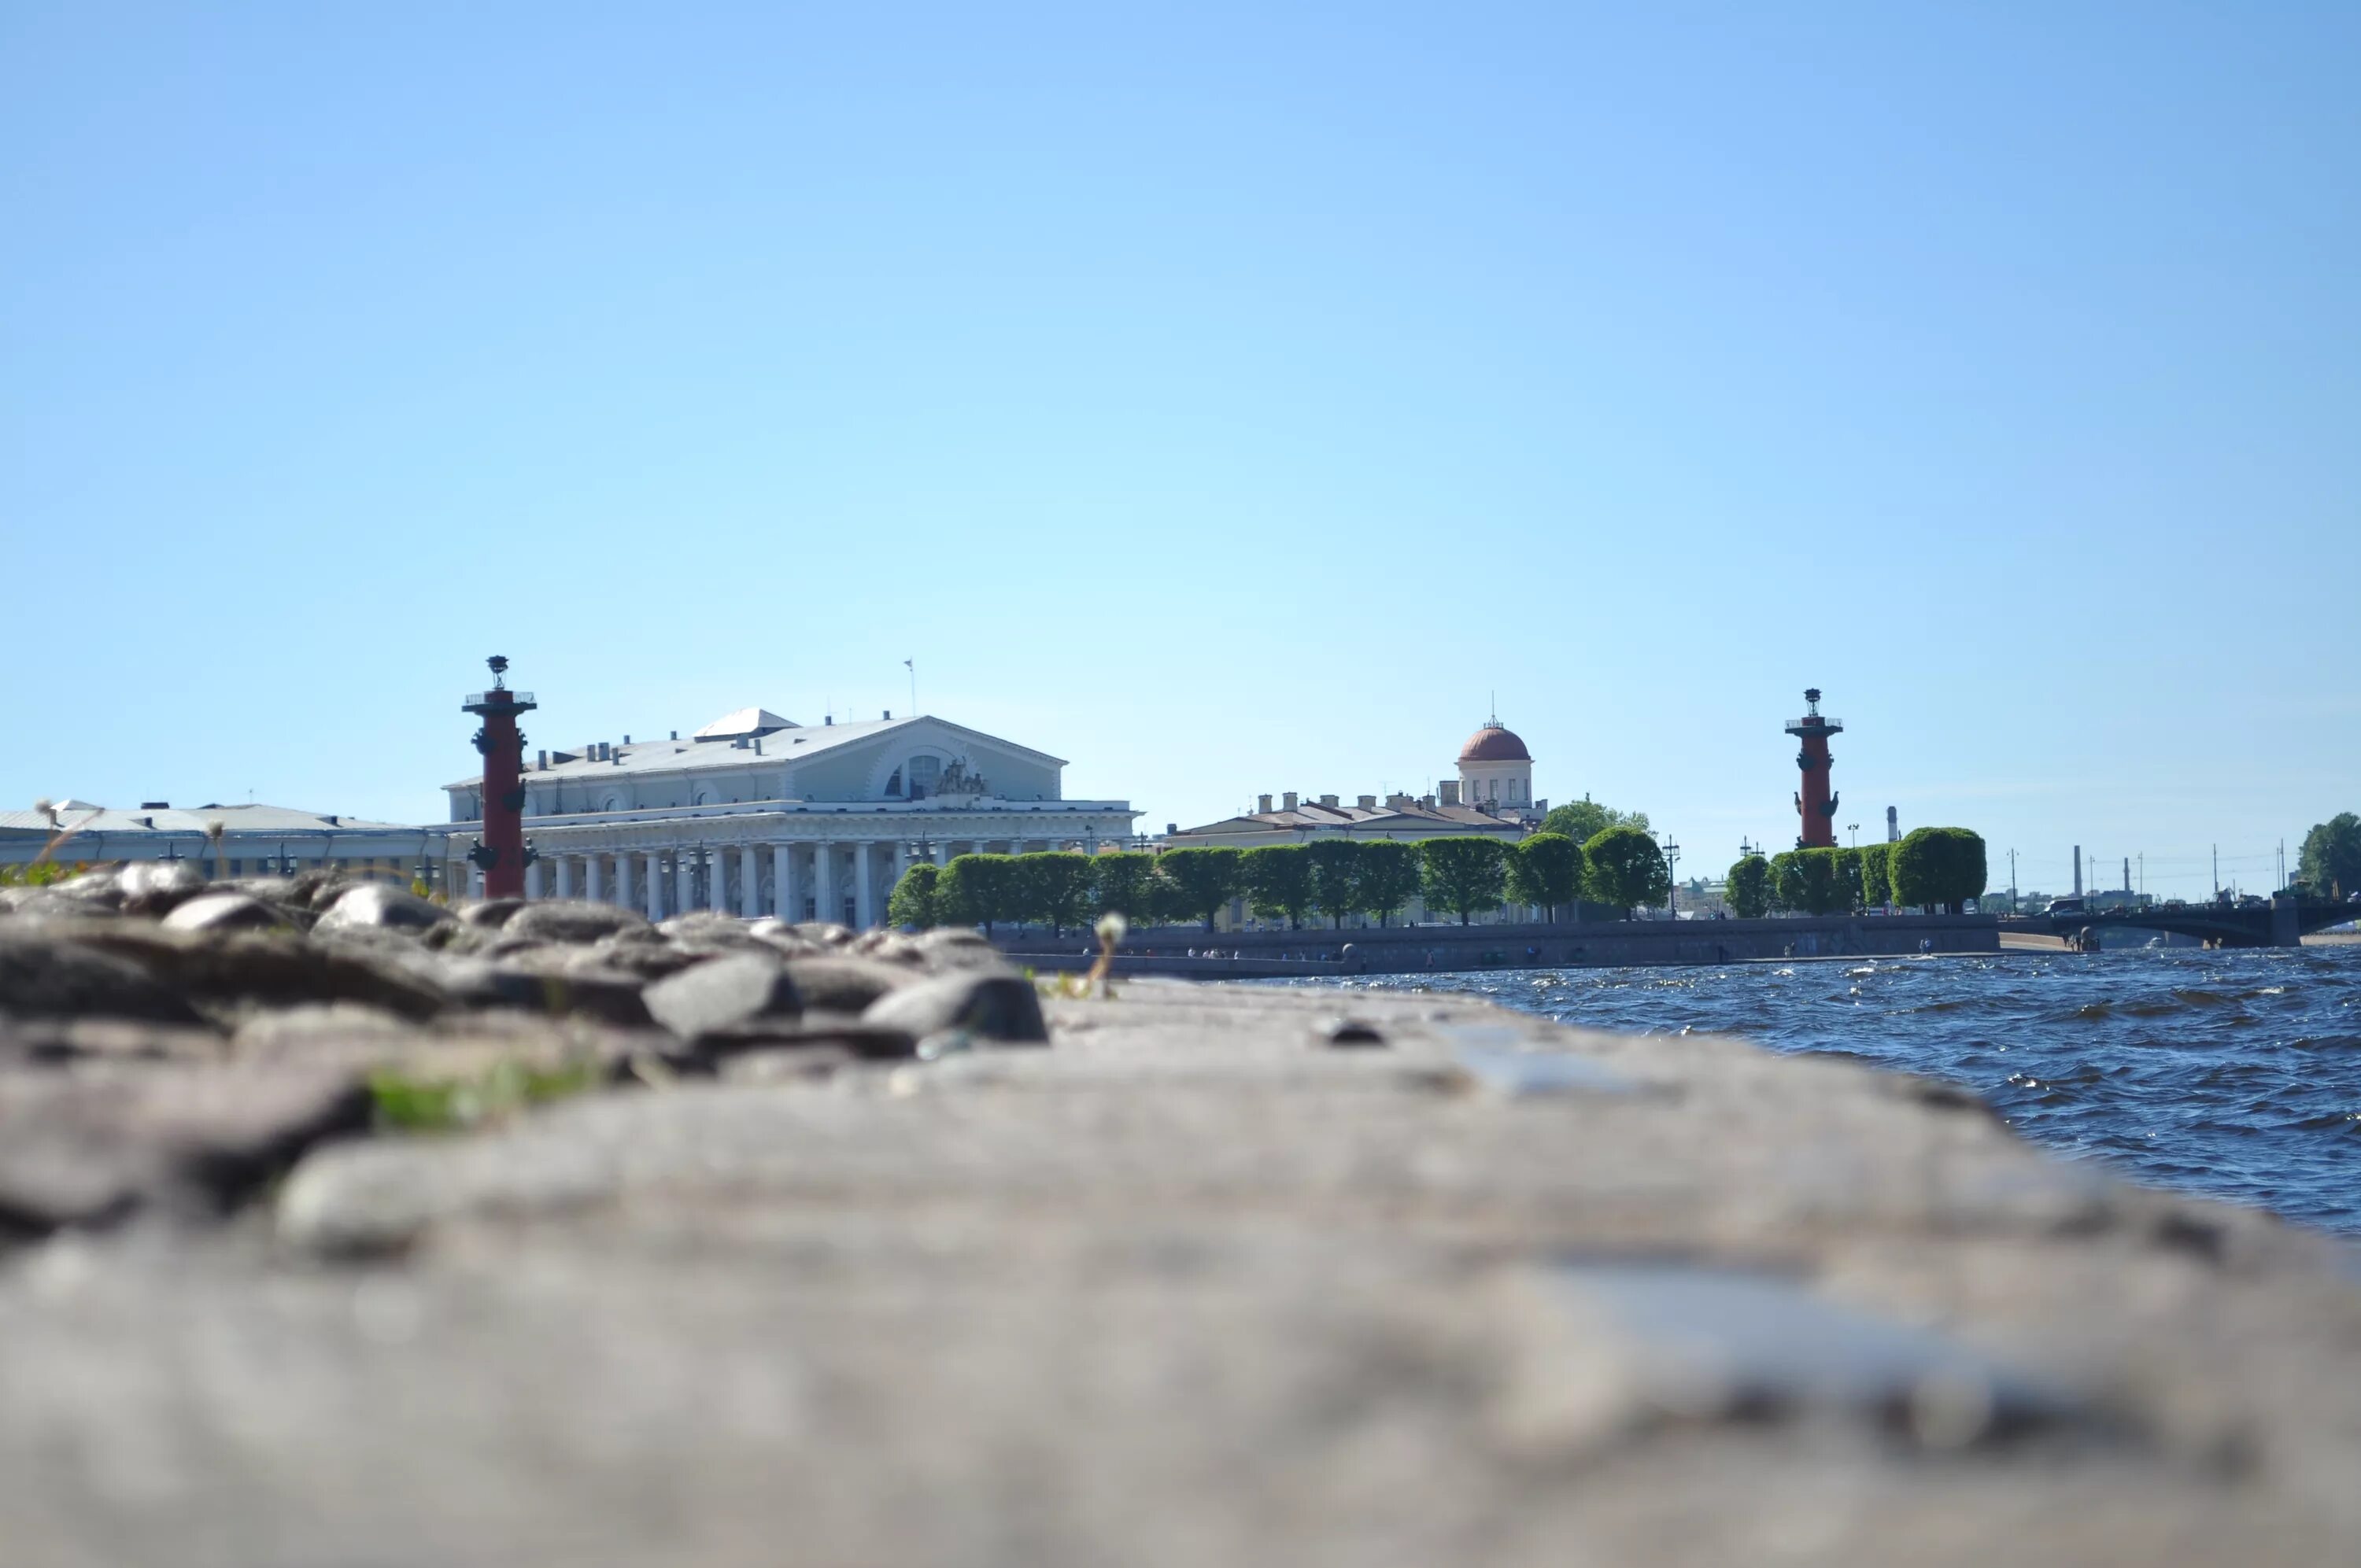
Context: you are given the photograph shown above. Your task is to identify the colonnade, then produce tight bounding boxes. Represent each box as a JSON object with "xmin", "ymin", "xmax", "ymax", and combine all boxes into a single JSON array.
[{"xmin": 490, "ymin": 836, "xmax": 1084, "ymax": 927}]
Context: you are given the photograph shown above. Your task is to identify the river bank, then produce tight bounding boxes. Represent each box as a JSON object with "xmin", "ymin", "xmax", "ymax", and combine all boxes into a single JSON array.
[{"xmin": 5, "ymin": 879, "xmax": 2360, "ymax": 1562}]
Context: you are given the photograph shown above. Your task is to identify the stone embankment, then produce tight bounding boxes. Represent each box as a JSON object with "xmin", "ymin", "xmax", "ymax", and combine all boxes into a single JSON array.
[
  {"xmin": 1003, "ymin": 911, "xmax": 2001, "ymax": 979},
  {"xmin": 2, "ymin": 864, "xmax": 2359, "ymax": 1566}
]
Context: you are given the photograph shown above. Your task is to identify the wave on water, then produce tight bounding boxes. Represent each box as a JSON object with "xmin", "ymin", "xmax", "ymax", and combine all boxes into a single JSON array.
[{"xmin": 1275, "ymin": 945, "xmax": 2361, "ymax": 1235}]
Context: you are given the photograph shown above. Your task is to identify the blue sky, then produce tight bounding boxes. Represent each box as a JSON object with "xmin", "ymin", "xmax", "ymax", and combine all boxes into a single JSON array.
[{"xmin": 5, "ymin": 2, "xmax": 2353, "ymax": 898}]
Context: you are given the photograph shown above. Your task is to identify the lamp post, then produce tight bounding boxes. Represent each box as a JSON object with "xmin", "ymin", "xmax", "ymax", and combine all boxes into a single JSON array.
[
  {"xmin": 1848, "ymin": 822, "xmax": 1860, "ymax": 849},
  {"xmin": 1660, "ymin": 832, "xmax": 1681, "ymax": 917}
]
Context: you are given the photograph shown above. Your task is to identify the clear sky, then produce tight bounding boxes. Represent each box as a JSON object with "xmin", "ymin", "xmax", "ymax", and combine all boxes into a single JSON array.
[{"xmin": 5, "ymin": 2, "xmax": 2354, "ymax": 900}]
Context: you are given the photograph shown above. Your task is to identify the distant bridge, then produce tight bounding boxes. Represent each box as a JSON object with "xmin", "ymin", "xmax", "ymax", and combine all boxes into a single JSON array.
[{"xmin": 2001, "ymin": 896, "xmax": 2357, "ymax": 950}]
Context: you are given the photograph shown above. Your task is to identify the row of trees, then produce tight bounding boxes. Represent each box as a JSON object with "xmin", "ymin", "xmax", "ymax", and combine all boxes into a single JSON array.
[
  {"xmin": 1722, "ymin": 828, "xmax": 1988, "ymax": 918},
  {"xmin": 886, "ymin": 828, "xmax": 1678, "ymax": 934}
]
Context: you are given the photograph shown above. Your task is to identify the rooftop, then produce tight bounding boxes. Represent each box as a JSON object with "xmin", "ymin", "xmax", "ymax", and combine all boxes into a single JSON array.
[{"xmin": 442, "ymin": 712, "xmax": 1066, "ymax": 792}]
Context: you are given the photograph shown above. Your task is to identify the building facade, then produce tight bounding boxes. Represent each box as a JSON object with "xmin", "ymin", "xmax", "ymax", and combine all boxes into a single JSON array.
[
  {"xmin": 437, "ymin": 707, "xmax": 1138, "ymax": 926},
  {"xmin": 0, "ymin": 802, "xmax": 431, "ymax": 884}
]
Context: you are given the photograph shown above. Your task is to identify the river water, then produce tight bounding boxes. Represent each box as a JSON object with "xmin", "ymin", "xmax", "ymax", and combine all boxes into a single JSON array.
[{"xmin": 1287, "ymin": 946, "xmax": 2361, "ymax": 1236}]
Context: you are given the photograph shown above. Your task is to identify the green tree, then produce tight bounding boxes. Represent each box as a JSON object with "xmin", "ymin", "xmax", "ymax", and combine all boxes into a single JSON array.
[
  {"xmin": 1890, "ymin": 828, "xmax": 1987, "ymax": 915},
  {"xmin": 1089, "ymin": 850, "xmax": 1158, "ymax": 922},
  {"xmin": 1241, "ymin": 845, "xmax": 1316, "ymax": 929},
  {"xmin": 1858, "ymin": 841, "xmax": 1896, "ymax": 907},
  {"xmin": 939, "ymin": 854, "xmax": 1020, "ymax": 935},
  {"xmin": 1354, "ymin": 841, "xmax": 1422, "ymax": 927},
  {"xmin": 1583, "ymin": 826, "xmax": 1670, "ymax": 918},
  {"xmin": 1772, "ymin": 847, "xmax": 1850, "ymax": 915},
  {"xmin": 1417, "ymin": 837, "xmax": 1509, "ymax": 924},
  {"xmin": 1540, "ymin": 798, "xmax": 1650, "ymax": 846},
  {"xmin": 1015, "ymin": 851, "xmax": 1094, "ymax": 935},
  {"xmin": 2296, "ymin": 811, "xmax": 2361, "ymax": 898},
  {"xmin": 887, "ymin": 861, "xmax": 941, "ymax": 928},
  {"xmin": 1724, "ymin": 854, "xmax": 1771, "ymax": 919},
  {"xmin": 1506, "ymin": 832, "xmax": 1585, "ymax": 921},
  {"xmin": 1305, "ymin": 839, "xmax": 1363, "ymax": 928},
  {"xmin": 1157, "ymin": 847, "xmax": 1243, "ymax": 932}
]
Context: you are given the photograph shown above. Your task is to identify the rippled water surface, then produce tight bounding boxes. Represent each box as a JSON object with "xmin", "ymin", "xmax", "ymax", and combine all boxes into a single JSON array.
[{"xmin": 1292, "ymin": 946, "xmax": 2361, "ymax": 1234}]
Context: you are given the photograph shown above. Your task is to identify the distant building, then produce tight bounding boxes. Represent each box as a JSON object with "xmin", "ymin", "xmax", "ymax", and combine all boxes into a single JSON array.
[
  {"xmin": 1163, "ymin": 719, "xmax": 1545, "ymax": 850},
  {"xmin": 437, "ymin": 706, "xmax": 1137, "ymax": 927},
  {"xmin": 0, "ymin": 801, "xmax": 428, "ymax": 884}
]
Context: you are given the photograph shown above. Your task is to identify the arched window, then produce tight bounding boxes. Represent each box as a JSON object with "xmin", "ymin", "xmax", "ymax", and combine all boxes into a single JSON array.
[
  {"xmin": 885, "ymin": 767, "xmax": 903, "ymax": 797},
  {"xmin": 907, "ymin": 754, "xmax": 941, "ymax": 800}
]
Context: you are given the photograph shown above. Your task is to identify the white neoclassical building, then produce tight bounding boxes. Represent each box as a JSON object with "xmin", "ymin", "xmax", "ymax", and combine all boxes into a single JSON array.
[{"xmin": 438, "ymin": 707, "xmax": 1139, "ymax": 926}]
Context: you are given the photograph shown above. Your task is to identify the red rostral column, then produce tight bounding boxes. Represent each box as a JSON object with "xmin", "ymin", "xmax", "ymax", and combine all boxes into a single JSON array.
[
  {"xmin": 462, "ymin": 655, "xmax": 538, "ymax": 899},
  {"xmin": 1786, "ymin": 687, "xmax": 1843, "ymax": 850}
]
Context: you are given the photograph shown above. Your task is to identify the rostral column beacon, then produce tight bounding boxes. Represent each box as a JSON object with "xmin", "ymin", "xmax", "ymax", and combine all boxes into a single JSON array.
[
  {"xmin": 463, "ymin": 656, "xmax": 538, "ymax": 898},
  {"xmin": 1786, "ymin": 688, "xmax": 1842, "ymax": 850}
]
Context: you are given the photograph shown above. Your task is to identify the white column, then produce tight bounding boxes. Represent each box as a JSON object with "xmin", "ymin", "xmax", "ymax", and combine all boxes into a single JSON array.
[
  {"xmin": 525, "ymin": 860, "xmax": 544, "ymax": 899},
  {"xmin": 585, "ymin": 854, "xmax": 604, "ymax": 904},
  {"xmin": 972, "ymin": 839, "xmax": 988, "ymax": 858},
  {"xmin": 892, "ymin": 839, "xmax": 911, "ymax": 902},
  {"xmin": 676, "ymin": 855, "xmax": 695, "ymax": 917},
  {"xmin": 931, "ymin": 842, "xmax": 949, "ymax": 867},
  {"xmin": 852, "ymin": 842, "xmax": 875, "ymax": 929},
  {"xmin": 645, "ymin": 853, "xmax": 663, "ymax": 920},
  {"xmin": 772, "ymin": 843, "xmax": 793, "ymax": 920},
  {"xmin": 707, "ymin": 850, "xmax": 730, "ymax": 913},
  {"xmin": 815, "ymin": 841, "xmax": 837, "ymax": 928},
  {"xmin": 554, "ymin": 858, "xmax": 575, "ymax": 898},
  {"xmin": 740, "ymin": 847, "xmax": 761, "ymax": 917}
]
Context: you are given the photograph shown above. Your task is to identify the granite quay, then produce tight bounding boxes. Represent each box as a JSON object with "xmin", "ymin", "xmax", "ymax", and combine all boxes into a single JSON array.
[{"xmin": 1, "ymin": 862, "xmax": 2356, "ymax": 1565}]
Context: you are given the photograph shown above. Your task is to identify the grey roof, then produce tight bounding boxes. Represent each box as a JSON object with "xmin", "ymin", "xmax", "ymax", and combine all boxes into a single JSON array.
[
  {"xmin": 445, "ymin": 714, "xmax": 1065, "ymax": 792},
  {"xmin": 0, "ymin": 802, "xmax": 418, "ymax": 839},
  {"xmin": 692, "ymin": 707, "xmax": 796, "ymax": 740}
]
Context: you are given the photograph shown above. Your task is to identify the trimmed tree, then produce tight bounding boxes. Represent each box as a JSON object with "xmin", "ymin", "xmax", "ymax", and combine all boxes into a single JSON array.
[
  {"xmin": 1724, "ymin": 854, "xmax": 1771, "ymax": 919},
  {"xmin": 1355, "ymin": 841, "xmax": 1423, "ymax": 927},
  {"xmin": 1241, "ymin": 845, "xmax": 1316, "ymax": 930},
  {"xmin": 1540, "ymin": 799, "xmax": 1650, "ymax": 845},
  {"xmin": 1857, "ymin": 841, "xmax": 1896, "ymax": 908},
  {"xmin": 1890, "ymin": 827, "xmax": 1987, "ymax": 914},
  {"xmin": 1305, "ymin": 840, "xmax": 1363, "ymax": 928},
  {"xmin": 1583, "ymin": 826, "xmax": 1670, "ymax": 918},
  {"xmin": 1417, "ymin": 837, "xmax": 1509, "ymax": 925},
  {"xmin": 1158, "ymin": 847, "xmax": 1243, "ymax": 932},
  {"xmin": 2297, "ymin": 811, "xmax": 2361, "ymax": 898},
  {"xmin": 1772, "ymin": 847, "xmax": 1850, "ymax": 916},
  {"xmin": 939, "ymin": 854, "xmax": 1017, "ymax": 935},
  {"xmin": 887, "ymin": 861, "xmax": 941, "ymax": 928},
  {"xmin": 1016, "ymin": 851, "xmax": 1094, "ymax": 935},
  {"xmin": 1507, "ymin": 832, "xmax": 1585, "ymax": 922},
  {"xmin": 1089, "ymin": 850, "xmax": 1158, "ymax": 922}
]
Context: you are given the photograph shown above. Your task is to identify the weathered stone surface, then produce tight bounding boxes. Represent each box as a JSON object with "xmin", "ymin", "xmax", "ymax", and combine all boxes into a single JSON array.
[
  {"xmin": 0, "ymin": 1062, "xmax": 368, "ymax": 1234},
  {"xmin": 782, "ymin": 954, "xmax": 921, "ymax": 1013},
  {"xmin": 908, "ymin": 925, "xmax": 1007, "ymax": 970},
  {"xmin": 434, "ymin": 958, "xmax": 656, "ymax": 1028},
  {"xmin": 458, "ymin": 898, "xmax": 526, "ymax": 929},
  {"xmin": 5, "ymin": 975, "xmax": 2360, "ymax": 1565},
  {"xmin": 505, "ymin": 899, "xmax": 651, "ymax": 944},
  {"xmin": 0, "ymin": 932, "xmax": 206, "ymax": 1024},
  {"xmin": 315, "ymin": 883, "xmax": 450, "ymax": 933},
  {"xmin": 279, "ymin": 867, "xmax": 362, "ymax": 912},
  {"xmin": 114, "ymin": 860, "xmax": 209, "ymax": 915},
  {"xmin": 0, "ymin": 1015, "xmax": 227, "ymax": 1067},
  {"xmin": 862, "ymin": 969, "xmax": 1049, "ymax": 1043},
  {"xmin": 160, "ymin": 891, "xmax": 287, "ymax": 933},
  {"xmin": 641, "ymin": 952, "xmax": 800, "ymax": 1038},
  {"xmin": 61, "ymin": 923, "xmax": 449, "ymax": 1020}
]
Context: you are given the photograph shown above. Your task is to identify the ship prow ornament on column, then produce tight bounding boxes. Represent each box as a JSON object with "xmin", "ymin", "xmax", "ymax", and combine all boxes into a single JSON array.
[
  {"xmin": 463, "ymin": 655, "xmax": 539, "ymax": 898},
  {"xmin": 1785, "ymin": 687, "xmax": 1843, "ymax": 850}
]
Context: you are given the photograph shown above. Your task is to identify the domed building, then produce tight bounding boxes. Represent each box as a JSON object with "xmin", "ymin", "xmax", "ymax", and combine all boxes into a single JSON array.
[{"xmin": 1455, "ymin": 717, "xmax": 1535, "ymax": 814}]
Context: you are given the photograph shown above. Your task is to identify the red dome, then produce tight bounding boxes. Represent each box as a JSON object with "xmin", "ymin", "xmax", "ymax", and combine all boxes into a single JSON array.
[{"xmin": 1458, "ymin": 724, "xmax": 1532, "ymax": 764}]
